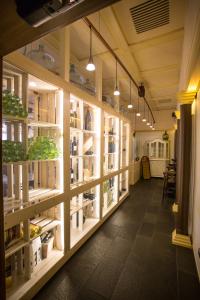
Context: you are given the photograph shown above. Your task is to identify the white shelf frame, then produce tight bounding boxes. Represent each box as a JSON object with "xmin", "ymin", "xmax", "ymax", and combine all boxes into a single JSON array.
[{"xmin": 2, "ymin": 47, "xmax": 131, "ymax": 300}]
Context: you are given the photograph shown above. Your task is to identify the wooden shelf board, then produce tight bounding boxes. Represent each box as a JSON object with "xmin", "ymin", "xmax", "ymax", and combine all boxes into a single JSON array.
[
  {"xmin": 3, "ymin": 158, "xmax": 60, "ymax": 166},
  {"xmin": 70, "ymin": 199, "xmax": 95, "ymax": 216},
  {"xmin": 6, "ymin": 250, "xmax": 63, "ymax": 300},
  {"xmin": 30, "ymin": 219, "xmax": 61, "ymax": 241},
  {"xmin": 28, "ymin": 120, "xmax": 61, "ymax": 128},
  {"xmin": 70, "ymin": 218, "xmax": 99, "ymax": 248},
  {"xmin": 2, "ymin": 114, "xmax": 27, "ymax": 122},
  {"xmin": 102, "ymin": 201, "xmax": 117, "ymax": 217},
  {"xmin": 29, "ymin": 188, "xmax": 61, "ymax": 203},
  {"xmin": 5, "ymin": 240, "xmax": 28, "ymax": 259}
]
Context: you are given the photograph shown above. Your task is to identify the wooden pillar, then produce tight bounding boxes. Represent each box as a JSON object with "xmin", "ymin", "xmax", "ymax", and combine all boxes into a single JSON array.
[
  {"xmin": 176, "ymin": 104, "xmax": 192, "ymax": 234},
  {"xmin": 172, "ymin": 103, "xmax": 193, "ymax": 248},
  {"xmin": 0, "ymin": 57, "xmax": 6, "ymax": 300}
]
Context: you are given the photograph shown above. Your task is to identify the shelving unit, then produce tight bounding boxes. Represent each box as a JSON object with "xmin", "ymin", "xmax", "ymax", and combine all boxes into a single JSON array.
[
  {"xmin": 104, "ymin": 112, "xmax": 119, "ymax": 175},
  {"xmin": 2, "ymin": 50, "xmax": 131, "ymax": 300},
  {"xmin": 146, "ymin": 139, "xmax": 170, "ymax": 177},
  {"xmin": 119, "ymin": 171, "xmax": 129, "ymax": 201},
  {"xmin": 70, "ymin": 94, "xmax": 101, "ymax": 189}
]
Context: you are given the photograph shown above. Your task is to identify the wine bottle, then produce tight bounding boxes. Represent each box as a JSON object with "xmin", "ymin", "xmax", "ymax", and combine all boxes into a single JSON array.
[
  {"xmin": 70, "ymin": 109, "xmax": 74, "ymax": 127},
  {"xmin": 70, "ymin": 160, "xmax": 74, "ymax": 184},
  {"xmin": 73, "ymin": 110, "xmax": 77, "ymax": 128},
  {"xmin": 85, "ymin": 108, "xmax": 92, "ymax": 131},
  {"xmin": 72, "ymin": 137, "xmax": 77, "ymax": 156}
]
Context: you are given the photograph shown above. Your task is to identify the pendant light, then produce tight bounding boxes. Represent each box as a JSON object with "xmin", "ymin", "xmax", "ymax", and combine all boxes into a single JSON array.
[
  {"xmin": 128, "ymin": 78, "xmax": 133, "ymax": 109},
  {"xmin": 114, "ymin": 59, "xmax": 120, "ymax": 96},
  {"xmin": 146, "ymin": 110, "xmax": 150, "ymax": 126},
  {"xmin": 136, "ymin": 97, "xmax": 141, "ymax": 117},
  {"xmin": 86, "ymin": 26, "xmax": 95, "ymax": 71},
  {"xmin": 142, "ymin": 100, "xmax": 147, "ymax": 122}
]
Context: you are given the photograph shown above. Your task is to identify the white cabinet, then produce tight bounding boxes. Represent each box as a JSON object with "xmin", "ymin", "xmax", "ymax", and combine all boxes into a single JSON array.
[{"xmin": 146, "ymin": 139, "xmax": 169, "ymax": 177}]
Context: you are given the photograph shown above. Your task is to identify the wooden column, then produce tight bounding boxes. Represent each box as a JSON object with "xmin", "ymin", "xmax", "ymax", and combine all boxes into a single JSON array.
[
  {"xmin": 172, "ymin": 103, "xmax": 192, "ymax": 248},
  {"xmin": 176, "ymin": 104, "xmax": 192, "ymax": 234},
  {"xmin": 0, "ymin": 57, "xmax": 6, "ymax": 300}
]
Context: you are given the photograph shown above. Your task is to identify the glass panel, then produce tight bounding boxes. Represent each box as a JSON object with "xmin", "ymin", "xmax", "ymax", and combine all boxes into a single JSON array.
[
  {"xmin": 70, "ymin": 95, "xmax": 100, "ymax": 189},
  {"xmin": 102, "ymin": 176, "xmax": 118, "ymax": 216},
  {"xmin": 119, "ymin": 171, "xmax": 129, "ymax": 200},
  {"xmin": 70, "ymin": 185, "xmax": 100, "ymax": 248},
  {"xmin": 104, "ymin": 113, "xmax": 119, "ymax": 175}
]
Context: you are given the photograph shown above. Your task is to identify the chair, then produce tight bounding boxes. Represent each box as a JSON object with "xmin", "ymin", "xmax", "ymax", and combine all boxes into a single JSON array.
[{"xmin": 162, "ymin": 170, "xmax": 176, "ymax": 200}]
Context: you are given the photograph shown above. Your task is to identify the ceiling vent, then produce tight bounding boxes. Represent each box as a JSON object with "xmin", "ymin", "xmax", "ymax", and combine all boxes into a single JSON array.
[{"xmin": 130, "ymin": 0, "xmax": 170, "ymax": 34}]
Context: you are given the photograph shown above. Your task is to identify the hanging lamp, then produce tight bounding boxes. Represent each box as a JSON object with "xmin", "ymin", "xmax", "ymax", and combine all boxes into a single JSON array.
[
  {"xmin": 142, "ymin": 100, "xmax": 147, "ymax": 122},
  {"xmin": 146, "ymin": 110, "xmax": 150, "ymax": 126},
  {"xmin": 86, "ymin": 26, "xmax": 95, "ymax": 71},
  {"xmin": 128, "ymin": 78, "xmax": 133, "ymax": 109},
  {"xmin": 114, "ymin": 59, "xmax": 120, "ymax": 96}
]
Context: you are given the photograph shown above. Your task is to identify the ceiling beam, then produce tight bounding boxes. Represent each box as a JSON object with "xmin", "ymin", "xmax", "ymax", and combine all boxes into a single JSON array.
[
  {"xmin": 129, "ymin": 28, "xmax": 184, "ymax": 52},
  {"xmin": 0, "ymin": 0, "xmax": 119, "ymax": 56}
]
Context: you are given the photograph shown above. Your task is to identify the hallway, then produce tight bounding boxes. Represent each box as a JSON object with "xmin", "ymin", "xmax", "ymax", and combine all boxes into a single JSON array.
[{"xmin": 34, "ymin": 179, "xmax": 200, "ymax": 300}]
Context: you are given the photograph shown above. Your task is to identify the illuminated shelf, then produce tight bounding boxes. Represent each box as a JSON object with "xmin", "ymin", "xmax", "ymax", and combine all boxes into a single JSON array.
[
  {"xmin": 5, "ymin": 240, "xmax": 28, "ymax": 259},
  {"xmin": 29, "ymin": 188, "xmax": 61, "ymax": 203},
  {"xmin": 2, "ymin": 114, "xmax": 27, "ymax": 122},
  {"xmin": 30, "ymin": 218, "xmax": 61, "ymax": 241},
  {"xmin": 70, "ymin": 199, "xmax": 95, "ymax": 216},
  {"xmin": 28, "ymin": 120, "xmax": 61, "ymax": 128},
  {"xmin": 6, "ymin": 250, "xmax": 64, "ymax": 300},
  {"xmin": 71, "ymin": 219, "xmax": 99, "ymax": 248}
]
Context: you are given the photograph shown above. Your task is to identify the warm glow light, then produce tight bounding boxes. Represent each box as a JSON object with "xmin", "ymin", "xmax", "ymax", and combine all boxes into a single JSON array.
[
  {"xmin": 86, "ymin": 62, "xmax": 95, "ymax": 71},
  {"xmin": 29, "ymin": 81, "xmax": 37, "ymax": 87},
  {"xmin": 187, "ymin": 84, "xmax": 197, "ymax": 92},
  {"xmin": 142, "ymin": 118, "xmax": 146, "ymax": 122},
  {"xmin": 150, "ymin": 124, "xmax": 153, "ymax": 128},
  {"xmin": 128, "ymin": 104, "xmax": 133, "ymax": 109},
  {"xmin": 136, "ymin": 112, "xmax": 141, "ymax": 117},
  {"xmin": 114, "ymin": 88, "xmax": 120, "ymax": 96},
  {"xmin": 147, "ymin": 122, "xmax": 150, "ymax": 126},
  {"xmin": 152, "ymin": 127, "xmax": 155, "ymax": 130}
]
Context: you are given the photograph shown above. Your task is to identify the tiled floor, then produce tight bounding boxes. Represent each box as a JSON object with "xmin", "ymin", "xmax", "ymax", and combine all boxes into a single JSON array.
[{"xmin": 34, "ymin": 179, "xmax": 200, "ymax": 300}]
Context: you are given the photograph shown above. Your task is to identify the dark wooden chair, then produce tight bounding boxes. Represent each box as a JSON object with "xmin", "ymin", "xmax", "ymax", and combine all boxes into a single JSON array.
[{"xmin": 162, "ymin": 170, "xmax": 176, "ymax": 200}]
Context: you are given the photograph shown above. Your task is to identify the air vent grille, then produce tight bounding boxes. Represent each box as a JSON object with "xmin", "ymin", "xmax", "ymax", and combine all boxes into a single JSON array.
[{"xmin": 130, "ymin": 0, "xmax": 170, "ymax": 34}]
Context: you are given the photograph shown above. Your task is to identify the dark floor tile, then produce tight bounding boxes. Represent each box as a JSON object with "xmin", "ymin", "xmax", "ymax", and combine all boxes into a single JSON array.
[
  {"xmin": 178, "ymin": 270, "xmax": 200, "ymax": 300},
  {"xmin": 34, "ymin": 179, "xmax": 200, "ymax": 300},
  {"xmin": 117, "ymin": 223, "xmax": 139, "ymax": 241},
  {"xmin": 138, "ymin": 222, "xmax": 155, "ymax": 237},
  {"xmin": 176, "ymin": 246, "xmax": 198, "ymax": 276},
  {"xmin": 111, "ymin": 255, "xmax": 143, "ymax": 300},
  {"xmin": 77, "ymin": 288, "xmax": 108, "ymax": 300},
  {"xmin": 155, "ymin": 221, "xmax": 174, "ymax": 235},
  {"xmin": 131, "ymin": 235, "xmax": 152, "ymax": 258},
  {"xmin": 143, "ymin": 212, "xmax": 158, "ymax": 224},
  {"xmin": 146, "ymin": 204, "xmax": 159, "ymax": 214},
  {"xmin": 83, "ymin": 259, "xmax": 124, "ymax": 299}
]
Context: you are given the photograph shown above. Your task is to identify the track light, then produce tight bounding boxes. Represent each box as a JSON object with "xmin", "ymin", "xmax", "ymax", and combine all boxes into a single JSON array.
[
  {"xmin": 150, "ymin": 124, "xmax": 153, "ymax": 128},
  {"xmin": 136, "ymin": 112, "xmax": 141, "ymax": 117},
  {"xmin": 147, "ymin": 122, "xmax": 150, "ymax": 126},
  {"xmin": 114, "ymin": 59, "xmax": 120, "ymax": 96},
  {"xmin": 86, "ymin": 26, "xmax": 95, "ymax": 72},
  {"xmin": 128, "ymin": 78, "xmax": 133, "ymax": 109}
]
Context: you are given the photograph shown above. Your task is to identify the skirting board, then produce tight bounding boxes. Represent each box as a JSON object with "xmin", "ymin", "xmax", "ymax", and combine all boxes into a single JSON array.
[
  {"xmin": 172, "ymin": 203, "xmax": 178, "ymax": 213},
  {"xmin": 172, "ymin": 229, "xmax": 192, "ymax": 249}
]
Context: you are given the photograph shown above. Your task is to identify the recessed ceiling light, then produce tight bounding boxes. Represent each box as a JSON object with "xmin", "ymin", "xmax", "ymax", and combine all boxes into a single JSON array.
[{"xmin": 29, "ymin": 81, "xmax": 37, "ymax": 87}]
